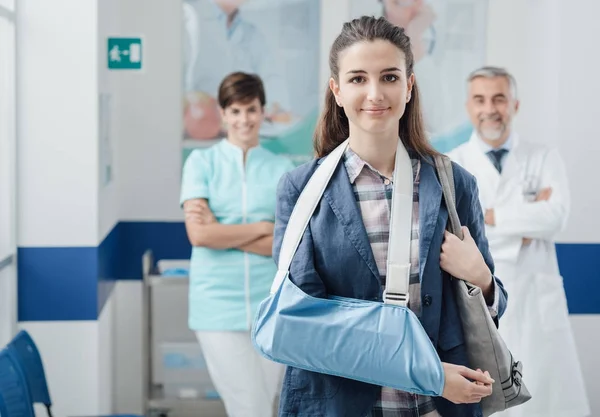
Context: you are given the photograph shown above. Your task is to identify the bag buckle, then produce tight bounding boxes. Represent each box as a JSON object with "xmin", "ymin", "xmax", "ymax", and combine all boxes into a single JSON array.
[
  {"xmin": 383, "ymin": 289, "xmax": 409, "ymax": 307},
  {"xmin": 384, "ymin": 263, "xmax": 411, "ymax": 307}
]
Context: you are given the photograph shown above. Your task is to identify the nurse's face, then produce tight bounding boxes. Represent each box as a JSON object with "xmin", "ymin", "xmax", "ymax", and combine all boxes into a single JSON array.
[
  {"xmin": 221, "ymin": 97, "xmax": 264, "ymax": 148},
  {"xmin": 466, "ymin": 76, "xmax": 519, "ymax": 144},
  {"xmin": 329, "ymin": 39, "xmax": 414, "ymax": 138}
]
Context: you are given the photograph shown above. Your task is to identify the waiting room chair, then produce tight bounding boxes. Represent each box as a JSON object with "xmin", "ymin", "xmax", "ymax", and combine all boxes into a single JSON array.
[
  {"xmin": 0, "ymin": 347, "xmax": 35, "ymax": 417},
  {"xmin": 7, "ymin": 331, "xmax": 52, "ymax": 417},
  {"xmin": 7, "ymin": 331, "xmax": 143, "ymax": 417}
]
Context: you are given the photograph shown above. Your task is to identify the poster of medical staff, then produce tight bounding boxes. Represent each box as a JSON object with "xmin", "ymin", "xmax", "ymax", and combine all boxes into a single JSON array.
[
  {"xmin": 351, "ymin": 0, "xmax": 488, "ymax": 152},
  {"xmin": 182, "ymin": 0, "xmax": 321, "ymax": 164}
]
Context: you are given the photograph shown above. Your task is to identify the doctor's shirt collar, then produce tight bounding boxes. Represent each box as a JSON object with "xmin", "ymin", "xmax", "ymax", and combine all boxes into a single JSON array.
[{"xmin": 476, "ymin": 131, "xmax": 515, "ymax": 154}]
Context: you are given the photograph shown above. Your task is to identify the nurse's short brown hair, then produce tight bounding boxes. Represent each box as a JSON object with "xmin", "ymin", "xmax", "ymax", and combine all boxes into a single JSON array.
[{"xmin": 217, "ymin": 72, "xmax": 266, "ymax": 109}]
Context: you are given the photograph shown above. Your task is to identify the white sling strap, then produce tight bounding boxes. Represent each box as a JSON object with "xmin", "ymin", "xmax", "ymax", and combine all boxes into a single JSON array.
[
  {"xmin": 384, "ymin": 141, "xmax": 413, "ymax": 306},
  {"xmin": 271, "ymin": 138, "xmax": 414, "ymax": 307}
]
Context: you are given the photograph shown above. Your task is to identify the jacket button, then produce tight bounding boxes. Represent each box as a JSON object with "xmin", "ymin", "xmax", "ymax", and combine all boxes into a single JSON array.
[{"xmin": 423, "ymin": 294, "xmax": 433, "ymax": 307}]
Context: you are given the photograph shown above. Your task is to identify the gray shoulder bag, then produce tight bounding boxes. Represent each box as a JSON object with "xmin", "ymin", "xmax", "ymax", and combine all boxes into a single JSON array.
[{"xmin": 434, "ymin": 155, "xmax": 532, "ymax": 416}]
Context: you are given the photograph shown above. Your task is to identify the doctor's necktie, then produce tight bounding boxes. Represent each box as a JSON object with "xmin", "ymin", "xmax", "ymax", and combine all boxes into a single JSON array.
[{"xmin": 486, "ymin": 149, "xmax": 508, "ymax": 173}]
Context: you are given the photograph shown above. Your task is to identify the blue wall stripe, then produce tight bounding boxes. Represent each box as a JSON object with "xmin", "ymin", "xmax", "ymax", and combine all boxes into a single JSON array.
[
  {"xmin": 17, "ymin": 221, "xmax": 600, "ymax": 321},
  {"xmin": 98, "ymin": 224, "xmax": 121, "ymax": 316},
  {"xmin": 18, "ymin": 247, "xmax": 98, "ymax": 321},
  {"xmin": 556, "ymin": 244, "xmax": 600, "ymax": 315},
  {"xmin": 115, "ymin": 221, "xmax": 191, "ymax": 279}
]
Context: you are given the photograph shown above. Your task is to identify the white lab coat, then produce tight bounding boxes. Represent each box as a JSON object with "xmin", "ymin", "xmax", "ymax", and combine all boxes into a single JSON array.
[{"xmin": 448, "ymin": 133, "xmax": 590, "ymax": 417}]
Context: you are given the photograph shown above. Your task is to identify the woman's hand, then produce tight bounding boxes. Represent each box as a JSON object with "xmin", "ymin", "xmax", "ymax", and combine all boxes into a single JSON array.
[
  {"xmin": 442, "ymin": 362, "xmax": 494, "ymax": 404},
  {"xmin": 440, "ymin": 226, "xmax": 492, "ymax": 291}
]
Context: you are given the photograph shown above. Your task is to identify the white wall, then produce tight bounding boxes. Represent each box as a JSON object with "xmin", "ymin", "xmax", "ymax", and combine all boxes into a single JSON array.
[
  {"xmin": 98, "ymin": 294, "xmax": 115, "ymax": 414},
  {"xmin": 572, "ymin": 316, "xmax": 600, "ymax": 415},
  {"xmin": 98, "ymin": 0, "xmax": 121, "ymax": 240},
  {"xmin": 17, "ymin": 0, "xmax": 99, "ymax": 248},
  {"xmin": 113, "ymin": 281, "xmax": 144, "ymax": 413},
  {"xmin": 20, "ymin": 321, "xmax": 100, "ymax": 416},
  {"xmin": 115, "ymin": 0, "xmax": 183, "ymax": 222},
  {"xmin": 0, "ymin": 263, "xmax": 17, "ymax": 347}
]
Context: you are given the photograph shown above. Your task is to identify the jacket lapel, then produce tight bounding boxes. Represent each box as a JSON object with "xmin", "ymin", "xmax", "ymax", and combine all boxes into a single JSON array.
[
  {"xmin": 322, "ymin": 160, "xmax": 381, "ymax": 285},
  {"xmin": 418, "ymin": 158, "xmax": 444, "ymax": 278}
]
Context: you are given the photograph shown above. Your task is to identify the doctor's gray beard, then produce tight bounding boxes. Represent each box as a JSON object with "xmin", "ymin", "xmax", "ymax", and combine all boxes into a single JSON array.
[{"xmin": 478, "ymin": 116, "xmax": 507, "ymax": 141}]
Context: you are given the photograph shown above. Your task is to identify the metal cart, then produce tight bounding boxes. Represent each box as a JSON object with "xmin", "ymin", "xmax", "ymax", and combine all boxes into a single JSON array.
[{"xmin": 142, "ymin": 250, "xmax": 227, "ymax": 417}]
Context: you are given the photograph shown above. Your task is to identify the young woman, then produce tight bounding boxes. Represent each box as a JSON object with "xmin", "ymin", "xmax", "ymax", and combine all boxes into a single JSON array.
[
  {"xmin": 180, "ymin": 72, "xmax": 294, "ymax": 417},
  {"xmin": 270, "ymin": 17, "xmax": 507, "ymax": 416}
]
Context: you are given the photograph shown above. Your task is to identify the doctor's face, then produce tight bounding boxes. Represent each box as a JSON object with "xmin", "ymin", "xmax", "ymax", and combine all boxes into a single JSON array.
[
  {"xmin": 466, "ymin": 76, "xmax": 519, "ymax": 144},
  {"xmin": 220, "ymin": 97, "xmax": 264, "ymax": 147},
  {"xmin": 329, "ymin": 39, "xmax": 414, "ymax": 138}
]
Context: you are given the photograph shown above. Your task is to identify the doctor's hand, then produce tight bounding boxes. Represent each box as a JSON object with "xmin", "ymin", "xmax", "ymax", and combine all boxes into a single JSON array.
[
  {"xmin": 440, "ymin": 226, "xmax": 493, "ymax": 292},
  {"xmin": 442, "ymin": 363, "xmax": 494, "ymax": 404},
  {"xmin": 536, "ymin": 187, "xmax": 553, "ymax": 202}
]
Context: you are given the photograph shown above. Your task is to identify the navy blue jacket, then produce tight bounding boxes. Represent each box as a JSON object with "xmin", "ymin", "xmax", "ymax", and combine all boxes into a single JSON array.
[{"xmin": 272, "ymin": 154, "xmax": 508, "ymax": 417}]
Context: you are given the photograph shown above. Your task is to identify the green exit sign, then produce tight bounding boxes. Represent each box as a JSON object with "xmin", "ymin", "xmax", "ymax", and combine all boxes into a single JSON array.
[{"xmin": 107, "ymin": 37, "xmax": 143, "ymax": 70}]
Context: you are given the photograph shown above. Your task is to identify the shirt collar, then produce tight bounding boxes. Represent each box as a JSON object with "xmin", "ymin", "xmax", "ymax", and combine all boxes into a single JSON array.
[
  {"xmin": 343, "ymin": 147, "xmax": 368, "ymax": 184},
  {"xmin": 220, "ymin": 138, "xmax": 261, "ymax": 157},
  {"xmin": 343, "ymin": 146, "xmax": 418, "ymax": 184},
  {"xmin": 476, "ymin": 131, "xmax": 514, "ymax": 154}
]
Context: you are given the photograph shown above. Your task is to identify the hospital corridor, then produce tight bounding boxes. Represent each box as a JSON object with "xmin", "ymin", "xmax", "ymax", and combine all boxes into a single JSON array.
[{"xmin": 0, "ymin": 0, "xmax": 598, "ymax": 416}]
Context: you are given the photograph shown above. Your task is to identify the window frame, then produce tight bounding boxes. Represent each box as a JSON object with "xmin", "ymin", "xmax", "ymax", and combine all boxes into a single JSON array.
[{"xmin": 0, "ymin": 3, "xmax": 18, "ymax": 346}]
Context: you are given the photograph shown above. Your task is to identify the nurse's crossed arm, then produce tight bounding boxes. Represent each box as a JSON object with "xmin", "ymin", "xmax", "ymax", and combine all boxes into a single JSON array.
[{"xmin": 183, "ymin": 198, "xmax": 274, "ymax": 256}]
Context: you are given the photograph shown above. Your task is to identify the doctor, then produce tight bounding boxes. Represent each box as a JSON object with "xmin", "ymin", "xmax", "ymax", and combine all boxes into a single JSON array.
[{"xmin": 448, "ymin": 66, "xmax": 590, "ymax": 417}]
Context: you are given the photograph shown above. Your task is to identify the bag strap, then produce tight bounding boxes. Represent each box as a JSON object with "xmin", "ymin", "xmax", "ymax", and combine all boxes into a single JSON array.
[
  {"xmin": 272, "ymin": 139, "xmax": 414, "ymax": 308},
  {"xmin": 433, "ymin": 155, "xmax": 463, "ymax": 240}
]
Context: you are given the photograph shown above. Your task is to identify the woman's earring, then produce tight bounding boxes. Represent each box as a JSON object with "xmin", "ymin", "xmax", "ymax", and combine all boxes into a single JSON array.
[{"xmin": 406, "ymin": 93, "xmax": 411, "ymax": 103}]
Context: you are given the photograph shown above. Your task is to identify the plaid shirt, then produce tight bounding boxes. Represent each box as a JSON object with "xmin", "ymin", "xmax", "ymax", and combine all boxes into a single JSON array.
[{"xmin": 343, "ymin": 147, "xmax": 442, "ymax": 417}]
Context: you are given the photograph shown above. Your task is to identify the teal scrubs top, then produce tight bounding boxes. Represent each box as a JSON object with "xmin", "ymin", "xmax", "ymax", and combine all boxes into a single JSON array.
[{"xmin": 180, "ymin": 139, "xmax": 295, "ymax": 331}]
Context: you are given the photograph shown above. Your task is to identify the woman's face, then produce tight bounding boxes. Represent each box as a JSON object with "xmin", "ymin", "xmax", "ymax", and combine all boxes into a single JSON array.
[
  {"xmin": 220, "ymin": 97, "xmax": 264, "ymax": 147},
  {"xmin": 329, "ymin": 39, "xmax": 414, "ymax": 138}
]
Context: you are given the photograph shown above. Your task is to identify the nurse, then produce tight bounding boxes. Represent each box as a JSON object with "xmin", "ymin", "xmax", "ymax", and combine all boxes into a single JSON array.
[{"xmin": 180, "ymin": 72, "xmax": 294, "ymax": 417}]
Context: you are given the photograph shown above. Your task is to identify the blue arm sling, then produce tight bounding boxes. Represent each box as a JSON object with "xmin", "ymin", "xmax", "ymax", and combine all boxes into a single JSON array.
[{"xmin": 251, "ymin": 139, "xmax": 445, "ymax": 396}]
